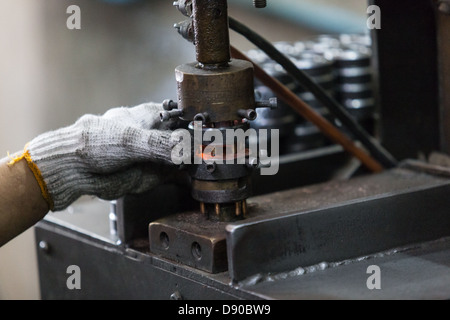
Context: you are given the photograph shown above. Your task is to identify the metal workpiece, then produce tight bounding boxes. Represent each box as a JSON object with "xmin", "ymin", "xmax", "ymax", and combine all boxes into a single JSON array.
[
  {"xmin": 35, "ymin": 157, "xmax": 450, "ymax": 299},
  {"xmin": 34, "ymin": 211, "xmax": 450, "ymax": 300},
  {"xmin": 149, "ymin": 211, "xmax": 229, "ymax": 273},
  {"xmin": 186, "ymin": 121, "xmax": 254, "ymax": 221},
  {"xmin": 226, "ymin": 163, "xmax": 450, "ymax": 282},
  {"xmin": 188, "ymin": 161, "xmax": 252, "ymax": 182},
  {"xmin": 175, "ymin": 60, "xmax": 256, "ymax": 122},
  {"xmin": 147, "ymin": 162, "xmax": 450, "ymax": 284},
  {"xmin": 191, "ymin": 0, "xmax": 231, "ymax": 67},
  {"xmin": 191, "ymin": 177, "xmax": 252, "ymax": 206}
]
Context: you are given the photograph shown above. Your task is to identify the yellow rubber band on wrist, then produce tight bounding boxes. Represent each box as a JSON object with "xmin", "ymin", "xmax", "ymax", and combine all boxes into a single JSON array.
[{"xmin": 7, "ymin": 145, "xmax": 55, "ymax": 211}]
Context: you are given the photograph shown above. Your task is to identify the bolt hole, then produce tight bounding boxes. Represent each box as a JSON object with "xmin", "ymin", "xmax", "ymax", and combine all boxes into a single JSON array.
[
  {"xmin": 191, "ymin": 242, "xmax": 202, "ymax": 261},
  {"xmin": 194, "ymin": 113, "xmax": 206, "ymax": 122},
  {"xmin": 206, "ymin": 163, "xmax": 216, "ymax": 173},
  {"xmin": 214, "ymin": 8, "xmax": 222, "ymax": 18},
  {"xmin": 248, "ymin": 110, "xmax": 257, "ymax": 120},
  {"xmin": 160, "ymin": 232, "xmax": 170, "ymax": 250}
]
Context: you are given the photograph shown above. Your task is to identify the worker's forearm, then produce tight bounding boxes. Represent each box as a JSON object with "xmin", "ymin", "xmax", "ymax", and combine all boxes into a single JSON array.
[{"xmin": 0, "ymin": 157, "xmax": 49, "ymax": 247}]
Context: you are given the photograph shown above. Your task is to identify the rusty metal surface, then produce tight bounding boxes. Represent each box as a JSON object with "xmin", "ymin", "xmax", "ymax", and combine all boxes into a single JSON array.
[
  {"xmin": 236, "ymin": 166, "xmax": 450, "ymax": 218},
  {"xmin": 149, "ymin": 211, "xmax": 229, "ymax": 273},
  {"xmin": 192, "ymin": 0, "xmax": 230, "ymax": 66},
  {"xmin": 176, "ymin": 60, "xmax": 255, "ymax": 122}
]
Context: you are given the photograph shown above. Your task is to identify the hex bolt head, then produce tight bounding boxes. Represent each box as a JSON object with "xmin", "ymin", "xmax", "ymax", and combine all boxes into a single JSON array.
[
  {"xmin": 160, "ymin": 111, "xmax": 171, "ymax": 122},
  {"xmin": 162, "ymin": 99, "xmax": 177, "ymax": 111},
  {"xmin": 206, "ymin": 163, "xmax": 216, "ymax": 173},
  {"xmin": 256, "ymin": 97, "xmax": 278, "ymax": 110},
  {"xmin": 268, "ymin": 97, "xmax": 278, "ymax": 109},
  {"xmin": 194, "ymin": 112, "xmax": 210, "ymax": 122},
  {"xmin": 238, "ymin": 109, "xmax": 258, "ymax": 121}
]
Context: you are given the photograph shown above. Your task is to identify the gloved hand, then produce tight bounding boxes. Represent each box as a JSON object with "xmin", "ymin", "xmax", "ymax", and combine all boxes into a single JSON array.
[{"xmin": 10, "ymin": 102, "xmax": 178, "ymax": 212}]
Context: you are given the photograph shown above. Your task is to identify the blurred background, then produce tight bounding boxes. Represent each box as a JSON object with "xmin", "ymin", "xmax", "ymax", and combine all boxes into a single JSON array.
[{"xmin": 0, "ymin": 0, "xmax": 367, "ymax": 299}]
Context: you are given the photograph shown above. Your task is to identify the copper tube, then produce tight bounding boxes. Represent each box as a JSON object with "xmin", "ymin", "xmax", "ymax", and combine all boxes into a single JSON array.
[{"xmin": 230, "ymin": 46, "xmax": 384, "ymax": 173}]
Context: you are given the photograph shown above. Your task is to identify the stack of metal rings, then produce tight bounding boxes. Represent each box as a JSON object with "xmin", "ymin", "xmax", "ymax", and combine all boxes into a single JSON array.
[
  {"xmin": 247, "ymin": 33, "xmax": 375, "ymax": 153},
  {"xmin": 300, "ymin": 33, "xmax": 375, "ymax": 132}
]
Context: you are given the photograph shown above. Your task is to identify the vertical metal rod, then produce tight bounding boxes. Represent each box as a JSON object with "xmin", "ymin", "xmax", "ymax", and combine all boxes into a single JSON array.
[
  {"xmin": 200, "ymin": 202, "xmax": 206, "ymax": 215},
  {"xmin": 235, "ymin": 201, "xmax": 242, "ymax": 217},
  {"xmin": 242, "ymin": 200, "xmax": 248, "ymax": 218},
  {"xmin": 192, "ymin": 0, "xmax": 231, "ymax": 66},
  {"xmin": 215, "ymin": 203, "xmax": 221, "ymax": 216}
]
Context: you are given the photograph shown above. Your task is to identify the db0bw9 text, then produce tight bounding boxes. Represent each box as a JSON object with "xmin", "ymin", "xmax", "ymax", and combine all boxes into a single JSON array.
[{"xmin": 223, "ymin": 305, "xmax": 271, "ymax": 315}]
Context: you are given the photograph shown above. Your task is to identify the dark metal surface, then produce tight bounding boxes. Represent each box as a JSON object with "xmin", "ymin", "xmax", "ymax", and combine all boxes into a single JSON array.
[
  {"xmin": 191, "ymin": 178, "xmax": 252, "ymax": 204},
  {"xmin": 36, "ymin": 163, "xmax": 450, "ymax": 300},
  {"xmin": 238, "ymin": 236, "xmax": 450, "ymax": 300},
  {"xmin": 192, "ymin": 0, "xmax": 230, "ymax": 66},
  {"xmin": 35, "ymin": 221, "xmax": 257, "ymax": 300},
  {"xmin": 371, "ymin": 0, "xmax": 440, "ymax": 160},
  {"xmin": 116, "ymin": 183, "xmax": 197, "ymax": 245},
  {"xmin": 149, "ymin": 211, "xmax": 229, "ymax": 273},
  {"xmin": 175, "ymin": 60, "xmax": 255, "ymax": 122},
  {"xmin": 226, "ymin": 166, "xmax": 450, "ymax": 282}
]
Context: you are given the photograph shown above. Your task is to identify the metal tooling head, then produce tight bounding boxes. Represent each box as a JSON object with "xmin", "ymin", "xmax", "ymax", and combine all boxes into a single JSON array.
[{"xmin": 163, "ymin": 0, "xmax": 273, "ymax": 221}]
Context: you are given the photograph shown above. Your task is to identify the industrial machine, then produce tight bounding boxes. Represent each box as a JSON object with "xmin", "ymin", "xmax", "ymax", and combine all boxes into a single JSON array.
[{"xmin": 35, "ymin": 0, "xmax": 450, "ymax": 300}]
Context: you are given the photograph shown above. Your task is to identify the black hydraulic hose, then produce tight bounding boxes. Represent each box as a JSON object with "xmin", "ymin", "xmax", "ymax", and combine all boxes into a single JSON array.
[{"xmin": 228, "ymin": 16, "xmax": 398, "ymax": 169}]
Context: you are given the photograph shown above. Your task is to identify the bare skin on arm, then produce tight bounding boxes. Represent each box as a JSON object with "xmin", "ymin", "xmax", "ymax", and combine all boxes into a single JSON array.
[{"xmin": 0, "ymin": 157, "xmax": 49, "ymax": 247}]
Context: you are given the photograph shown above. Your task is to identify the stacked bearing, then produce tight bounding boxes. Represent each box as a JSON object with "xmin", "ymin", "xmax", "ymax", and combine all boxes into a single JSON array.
[
  {"xmin": 299, "ymin": 33, "xmax": 375, "ymax": 133},
  {"xmin": 247, "ymin": 33, "xmax": 376, "ymax": 153}
]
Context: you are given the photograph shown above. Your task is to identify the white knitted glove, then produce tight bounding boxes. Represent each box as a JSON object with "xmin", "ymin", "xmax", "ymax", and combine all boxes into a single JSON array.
[{"xmin": 10, "ymin": 102, "xmax": 177, "ymax": 212}]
